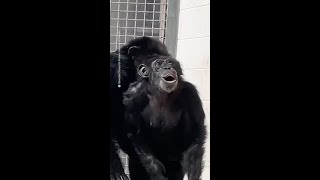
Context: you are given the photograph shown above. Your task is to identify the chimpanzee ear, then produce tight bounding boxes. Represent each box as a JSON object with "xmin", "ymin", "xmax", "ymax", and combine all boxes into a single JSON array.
[
  {"xmin": 119, "ymin": 45, "xmax": 141, "ymax": 56},
  {"xmin": 128, "ymin": 46, "xmax": 142, "ymax": 56},
  {"xmin": 137, "ymin": 64, "xmax": 149, "ymax": 78}
]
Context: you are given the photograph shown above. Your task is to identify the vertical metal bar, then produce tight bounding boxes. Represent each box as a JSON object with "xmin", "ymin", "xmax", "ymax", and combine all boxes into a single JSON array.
[
  {"xmin": 110, "ymin": 0, "xmax": 113, "ymax": 51},
  {"xmin": 159, "ymin": 0, "xmax": 166, "ymax": 42},
  {"xmin": 117, "ymin": 29, "xmax": 121, "ymax": 88},
  {"xmin": 125, "ymin": 0, "xmax": 129, "ymax": 43},
  {"xmin": 134, "ymin": 0, "xmax": 138, "ymax": 38},
  {"xmin": 152, "ymin": 0, "xmax": 155, "ymax": 36},
  {"xmin": 164, "ymin": 0, "xmax": 179, "ymax": 57},
  {"xmin": 143, "ymin": 0, "xmax": 146, "ymax": 36},
  {"xmin": 117, "ymin": 1, "xmax": 120, "ymax": 45}
]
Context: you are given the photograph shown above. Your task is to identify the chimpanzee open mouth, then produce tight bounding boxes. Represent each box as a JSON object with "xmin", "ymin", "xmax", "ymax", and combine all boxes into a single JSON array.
[{"xmin": 162, "ymin": 74, "xmax": 176, "ymax": 82}]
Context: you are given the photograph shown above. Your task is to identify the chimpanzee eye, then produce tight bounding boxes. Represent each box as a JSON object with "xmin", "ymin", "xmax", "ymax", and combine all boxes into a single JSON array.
[
  {"xmin": 167, "ymin": 59, "xmax": 173, "ymax": 64},
  {"xmin": 155, "ymin": 59, "xmax": 164, "ymax": 67}
]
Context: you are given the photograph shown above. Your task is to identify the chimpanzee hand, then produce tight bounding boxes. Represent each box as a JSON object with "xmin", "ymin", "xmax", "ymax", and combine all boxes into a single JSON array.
[
  {"xmin": 110, "ymin": 166, "xmax": 129, "ymax": 180},
  {"xmin": 127, "ymin": 133, "xmax": 168, "ymax": 180}
]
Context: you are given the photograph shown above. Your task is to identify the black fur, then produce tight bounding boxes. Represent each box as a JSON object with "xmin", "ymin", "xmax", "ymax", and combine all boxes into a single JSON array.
[
  {"xmin": 123, "ymin": 53, "xmax": 207, "ymax": 180},
  {"xmin": 109, "ymin": 51, "xmax": 135, "ymax": 180},
  {"xmin": 109, "ymin": 37, "xmax": 170, "ymax": 180}
]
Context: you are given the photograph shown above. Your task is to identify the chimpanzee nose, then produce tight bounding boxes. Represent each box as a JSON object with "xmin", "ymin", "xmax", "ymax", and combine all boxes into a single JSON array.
[{"xmin": 163, "ymin": 66, "xmax": 171, "ymax": 70}]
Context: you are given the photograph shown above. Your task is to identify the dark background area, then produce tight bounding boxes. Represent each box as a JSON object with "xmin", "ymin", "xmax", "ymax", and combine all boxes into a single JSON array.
[
  {"xmin": 1, "ymin": 0, "xmax": 317, "ymax": 179},
  {"xmin": 211, "ymin": 1, "xmax": 318, "ymax": 179}
]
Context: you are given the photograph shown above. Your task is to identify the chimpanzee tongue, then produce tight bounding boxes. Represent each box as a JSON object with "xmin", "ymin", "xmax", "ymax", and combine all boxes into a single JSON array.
[{"xmin": 164, "ymin": 75, "xmax": 175, "ymax": 81}]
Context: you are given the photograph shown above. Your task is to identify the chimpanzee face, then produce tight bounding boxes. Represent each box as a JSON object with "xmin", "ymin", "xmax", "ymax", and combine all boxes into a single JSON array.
[{"xmin": 137, "ymin": 55, "xmax": 182, "ymax": 93}]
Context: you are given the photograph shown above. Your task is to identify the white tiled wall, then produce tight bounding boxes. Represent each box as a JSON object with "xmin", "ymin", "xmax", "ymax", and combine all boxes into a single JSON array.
[{"xmin": 176, "ymin": 0, "xmax": 210, "ymax": 179}]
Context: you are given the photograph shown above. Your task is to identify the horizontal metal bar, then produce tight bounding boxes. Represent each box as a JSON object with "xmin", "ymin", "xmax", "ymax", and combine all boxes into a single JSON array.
[
  {"xmin": 111, "ymin": 2, "xmax": 167, "ymax": 5},
  {"xmin": 110, "ymin": 35, "xmax": 164, "ymax": 39},
  {"xmin": 111, "ymin": 38, "xmax": 165, "ymax": 42},
  {"xmin": 111, "ymin": 19, "xmax": 166, "ymax": 22},
  {"xmin": 110, "ymin": 26, "xmax": 166, "ymax": 29},
  {"xmin": 110, "ymin": 34, "xmax": 166, "ymax": 36},
  {"xmin": 111, "ymin": 10, "xmax": 167, "ymax": 13}
]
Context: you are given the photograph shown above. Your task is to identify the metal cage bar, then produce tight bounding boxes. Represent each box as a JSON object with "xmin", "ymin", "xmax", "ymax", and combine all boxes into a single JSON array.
[{"xmin": 110, "ymin": 0, "xmax": 168, "ymax": 52}]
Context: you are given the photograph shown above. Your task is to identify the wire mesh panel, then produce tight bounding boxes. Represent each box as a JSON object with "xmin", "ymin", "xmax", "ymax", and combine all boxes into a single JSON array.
[
  {"xmin": 110, "ymin": 0, "xmax": 168, "ymax": 52},
  {"xmin": 110, "ymin": 0, "xmax": 169, "ymax": 178}
]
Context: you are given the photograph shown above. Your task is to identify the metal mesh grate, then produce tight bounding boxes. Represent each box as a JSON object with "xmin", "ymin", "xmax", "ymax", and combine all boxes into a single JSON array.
[
  {"xmin": 110, "ymin": 0, "xmax": 168, "ymax": 52},
  {"xmin": 110, "ymin": 0, "xmax": 169, "ymax": 178}
]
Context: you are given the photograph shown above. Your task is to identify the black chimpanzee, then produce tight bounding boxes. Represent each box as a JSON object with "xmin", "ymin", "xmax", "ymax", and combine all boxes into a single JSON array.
[
  {"xmin": 109, "ymin": 37, "xmax": 170, "ymax": 180},
  {"xmin": 123, "ymin": 53, "xmax": 207, "ymax": 180}
]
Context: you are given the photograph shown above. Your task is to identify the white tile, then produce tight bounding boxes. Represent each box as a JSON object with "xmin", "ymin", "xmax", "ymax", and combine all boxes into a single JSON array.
[
  {"xmin": 203, "ymin": 101, "xmax": 210, "ymax": 132},
  {"xmin": 183, "ymin": 69, "xmax": 210, "ymax": 101},
  {"xmin": 202, "ymin": 166, "xmax": 210, "ymax": 180},
  {"xmin": 204, "ymin": 132, "xmax": 210, "ymax": 166},
  {"xmin": 176, "ymin": 37, "xmax": 210, "ymax": 69},
  {"xmin": 178, "ymin": 5, "xmax": 210, "ymax": 39},
  {"xmin": 180, "ymin": 0, "xmax": 210, "ymax": 10},
  {"xmin": 202, "ymin": 70, "xmax": 210, "ymax": 101},
  {"xmin": 177, "ymin": 13, "xmax": 182, "ymax": 40},
  {"xmin": 183, "ymin": 69, "xmax": 204, "ymax": 98}
]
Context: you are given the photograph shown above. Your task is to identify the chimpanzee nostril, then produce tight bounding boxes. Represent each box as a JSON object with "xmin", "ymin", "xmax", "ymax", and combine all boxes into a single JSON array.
[{"xmin": 163, "ymin": 67, "xmax": 171, "ymax": 70}]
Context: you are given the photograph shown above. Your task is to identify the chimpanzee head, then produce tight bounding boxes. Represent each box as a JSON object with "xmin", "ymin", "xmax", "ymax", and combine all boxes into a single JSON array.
[
  {"xmin": 137, "ymin": 55, "xmax": 183, "ymax": 93},
  {"xmin": 119, "ymin": 36, "xmax": 170, "ymax": 56},
  {"xmin": 119, "ymin": 36, "xmax": 170, "ymax": 67}
]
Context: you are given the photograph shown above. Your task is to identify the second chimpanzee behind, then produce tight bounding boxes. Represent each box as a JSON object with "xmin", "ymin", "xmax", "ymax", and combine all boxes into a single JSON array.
[{"xmin": 123, "ymin": 53, "xmax": 207, "ymax": 180}]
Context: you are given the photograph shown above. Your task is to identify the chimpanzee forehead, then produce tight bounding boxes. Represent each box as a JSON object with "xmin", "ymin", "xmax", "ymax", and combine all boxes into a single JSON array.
[{"xmin": 146, "ymin": 55, "xmax": 175, "ymax": 64}]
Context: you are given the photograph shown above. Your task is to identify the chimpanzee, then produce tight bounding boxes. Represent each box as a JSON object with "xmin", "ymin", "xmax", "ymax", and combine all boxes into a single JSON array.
[
  {"xmin": 122, "ymin": 53, "xmax": 207, "ymax": 180},
  {"xmin": 109, "ymin": 37, "xmax": 170, "ymax": 180}
]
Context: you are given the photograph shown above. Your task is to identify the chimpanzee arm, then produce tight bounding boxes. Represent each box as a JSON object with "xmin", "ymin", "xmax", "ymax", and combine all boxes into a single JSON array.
[
  {"xmin": 128, "ymin": 134, "xmax": 168, "ymax": 180},
  {"xmin": 123, "ymin": 82, "xmax": 167, "ymax": 180},
  {"xmin": 123, "ymin": 81, "xmax": 148, "ymax": 134},
  {"xmin": 182, "ymin": 141, "xmax": 205, "ymax": 180},
  {"xmin": 180, "ymin": 82, "xmax": 207, "ymax": 180}
]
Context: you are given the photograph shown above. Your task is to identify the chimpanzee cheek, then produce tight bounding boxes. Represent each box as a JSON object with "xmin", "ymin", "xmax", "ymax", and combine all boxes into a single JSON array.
[{"xmin": 150, "ymin": 74, "xmax": 156, "ymax": 82}]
